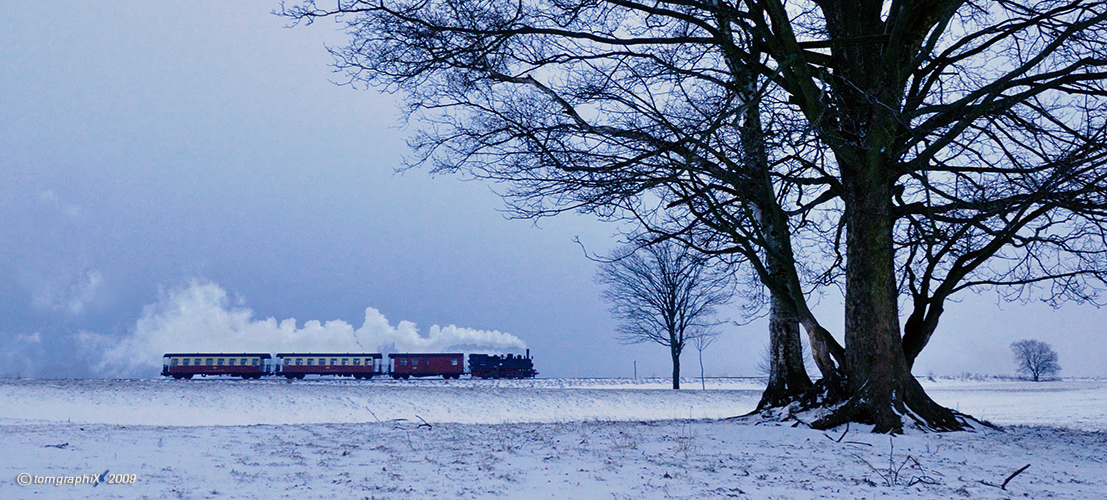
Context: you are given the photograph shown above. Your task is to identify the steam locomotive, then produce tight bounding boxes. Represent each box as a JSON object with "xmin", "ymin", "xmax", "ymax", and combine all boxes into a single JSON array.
[{"xmin": 161, "ymin": 350, "xmax": 536, "ymax": 380}]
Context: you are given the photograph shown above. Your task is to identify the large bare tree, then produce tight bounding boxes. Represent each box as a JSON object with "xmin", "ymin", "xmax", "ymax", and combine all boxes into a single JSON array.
[
  {"xmin": 597, "ymin": 240, "xmax": 733, "ymax": 389},
  {"xmin": 283, "ymin": 0, "xmax": 1107, "ymax": 432}
]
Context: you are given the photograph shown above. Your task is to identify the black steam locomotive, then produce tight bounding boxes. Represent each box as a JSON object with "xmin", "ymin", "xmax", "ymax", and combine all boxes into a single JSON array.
[{"xmin": 469, "ymin": 350, "xmax": 538, "ymax": 379}]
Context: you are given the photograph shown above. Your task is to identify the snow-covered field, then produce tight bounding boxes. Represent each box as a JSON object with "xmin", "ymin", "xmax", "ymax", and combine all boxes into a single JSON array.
[{"xmin": 1, "ymin": 377, "xmax": 1104, "ymax": 499}]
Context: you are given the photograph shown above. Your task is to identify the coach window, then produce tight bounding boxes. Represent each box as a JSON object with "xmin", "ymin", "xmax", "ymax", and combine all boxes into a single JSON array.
[
  {"xmin": 284, "ymin": 359, "xmax": 291, "ymax": 366},
  {"xmin": 182, "ymin": 359, "xmax": 190, "ymax": 366},
  {"xmin": 353, "ymin": 358, "xmax": 360, "ymax": 366},
  {"xmin": 413, "ymin": 358, "xmax": 419, "ymax": 366},
  {"xmin": 400, "ymin": 358, "xmax": 407, "ymax": 366},
  {"xmin": 295, "ymin": 358, "xmax": 303, "ymax": 366},
  {"xmin": 451, "ymin": 358, "xmax": 458, "ymax": 366},
  {"xmin": 342, "ymin": 358, "xmax": 349, "ymax": 366},
  {"xmin": 307, "ymin": 358, "xmax": 314, "ymax": 366},
  {"xmin": 229, "ymin": 359, "xmax": 236, "ymax": 366},
  {"xmin": 330, "ymin": 358, "xmax": 337, "ymax": 365},
  {"xmin": 205, "ymin": 358, "xmax": 213, "ymax": 366},
  {"xmin": 217, "ymin": 358, "xmax": 224, "ymax": 366}
]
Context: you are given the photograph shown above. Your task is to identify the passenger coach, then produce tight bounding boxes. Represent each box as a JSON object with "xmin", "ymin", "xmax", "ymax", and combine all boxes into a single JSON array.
[
  {"xmin": 162, "ymin": 353, "xmax": 272, "ymax": 379},
  {"xmin": 388, "ymin": 353, "xmax": 464, "ymax": 379},
  {"xmin": 276, "ymin": 353, "xmax": 383, "ymax": 379}
]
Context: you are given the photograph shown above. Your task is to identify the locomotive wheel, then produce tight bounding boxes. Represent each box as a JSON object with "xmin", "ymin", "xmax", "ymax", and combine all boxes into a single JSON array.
[{"xmin": 391, "ymin": 374, "xmax": 400, "ymax": 380}]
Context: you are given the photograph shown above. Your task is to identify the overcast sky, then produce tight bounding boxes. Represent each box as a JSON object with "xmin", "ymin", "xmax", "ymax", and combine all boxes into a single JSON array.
[{"xmin": 1, "ymin": 1, "xmax": 1103, "ymax": 379}]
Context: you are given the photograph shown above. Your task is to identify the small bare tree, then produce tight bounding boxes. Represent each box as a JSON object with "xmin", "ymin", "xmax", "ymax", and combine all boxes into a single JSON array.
[
  {"xmin": 597, "ymin": 240, "xmax": 732, "ymax": 389},
  {"xmin": 1010, "ymin": 340, "xmax": 1061, "ymax": 382},
  {"xmin": 690, "ymin": 327, "xmax": 721, "ymax": 391}
]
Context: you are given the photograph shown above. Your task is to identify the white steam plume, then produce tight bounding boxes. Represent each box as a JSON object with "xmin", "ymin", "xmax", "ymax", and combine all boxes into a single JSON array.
[{"xmin": 99, "ymin": 280, "xmax": 526, "ymax": 377}]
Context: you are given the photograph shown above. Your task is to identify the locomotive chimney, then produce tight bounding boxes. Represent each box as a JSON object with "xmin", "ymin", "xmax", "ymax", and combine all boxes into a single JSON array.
[{"xmin": 526, "ymin": 348, "xmax": 530, "ymax": 359}]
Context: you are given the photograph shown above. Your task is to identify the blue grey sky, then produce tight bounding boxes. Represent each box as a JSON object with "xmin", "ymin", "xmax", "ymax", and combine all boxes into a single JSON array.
[{"xmin": 1, "ymin": 2, "xmax": 1102, "ymax": 379}]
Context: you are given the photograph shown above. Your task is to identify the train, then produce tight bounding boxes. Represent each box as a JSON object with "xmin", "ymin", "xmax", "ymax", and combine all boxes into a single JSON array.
[{"xmin": 161, "ymin": 350, "xmax": 537, "ymax": 380}]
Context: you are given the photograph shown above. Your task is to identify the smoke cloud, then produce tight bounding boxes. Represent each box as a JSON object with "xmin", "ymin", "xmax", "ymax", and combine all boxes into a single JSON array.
[{"xmin": 97, "ymin": 280, "xmax": 526, "ymax": 377}]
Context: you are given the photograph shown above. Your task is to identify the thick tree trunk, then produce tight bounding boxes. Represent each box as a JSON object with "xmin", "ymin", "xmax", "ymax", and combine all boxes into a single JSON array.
[
  {"xmin": 812, "ymin": 174, "xmax": 964, "ymax": 432},
  {"xmin": 757, "ymin": 292, "xmax": 813, "ymax": 409},
  {"xmin": 793, "ymin": 0, "xmax": 970, "ymax": 433},
  {"xmin": 754, "ymin": 191, "xmax": 844, "ymax": 403},
  {"xmin": 738, "ymin": 66, "xmax": 833, "ymax": 408}
]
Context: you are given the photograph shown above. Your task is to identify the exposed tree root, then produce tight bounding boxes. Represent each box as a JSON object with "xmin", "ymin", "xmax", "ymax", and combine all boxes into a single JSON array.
[
  {"xmin": 810, "ymin": 378, "xmax": 969, "ymax": 433},
  {"xmin": 755, "ymin": 377, "xmax": 814, "ymax": 412},
  {"xmin": 744, "ymin": 377, "xmax": 848, "ymax": 421},
  {"xmin": 749, "ymin": 376, "xmax": 988, "ymax": 434}
]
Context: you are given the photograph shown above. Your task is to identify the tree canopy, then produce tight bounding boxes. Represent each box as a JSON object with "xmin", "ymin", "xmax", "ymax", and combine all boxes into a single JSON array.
[{"xmin": 284, "ymin": 0, "xmax": 1107, "ymax": 432}]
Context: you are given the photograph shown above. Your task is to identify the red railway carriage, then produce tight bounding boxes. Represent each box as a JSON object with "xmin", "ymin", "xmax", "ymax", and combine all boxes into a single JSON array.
[
  {"xmin": 388, "ymin": 353, "xmax": 464, "ymax": 379},
  {"xmin": 276, "ymin": 353, "xmax": 383, "ymax": 379},
  {"xmin": 162, "ymin": 353, "xmax": 272, "ymax": 379}
]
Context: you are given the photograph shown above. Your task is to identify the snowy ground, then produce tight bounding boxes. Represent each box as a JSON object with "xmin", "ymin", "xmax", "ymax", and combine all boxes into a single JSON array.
[{"xmin": 1, "ymin": 377, "xmax": 1104, "ymax": 499}]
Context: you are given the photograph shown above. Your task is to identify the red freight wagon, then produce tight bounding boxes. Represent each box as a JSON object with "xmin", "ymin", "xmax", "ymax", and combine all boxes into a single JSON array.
[
  {"xmin": 162, "ymin": 353, "xmax": 272, "ymax": 379},
  {"xmin": 388, "ymin": 353, "xmax": 464, "ymax": 379},
  {"xmin": 276, "ymin": 353, "xmax": 383, "ymax": 379}
]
